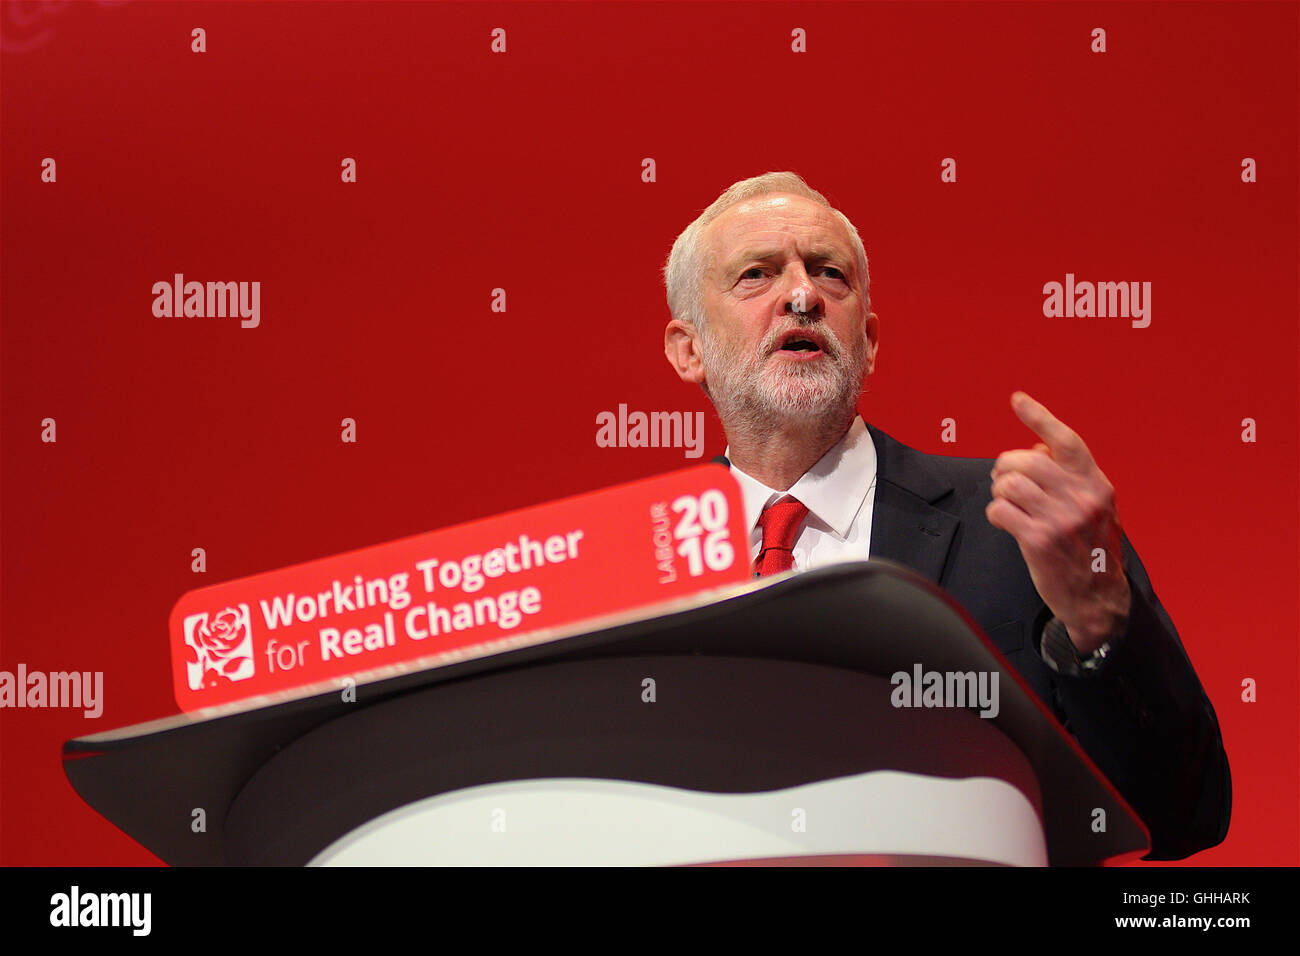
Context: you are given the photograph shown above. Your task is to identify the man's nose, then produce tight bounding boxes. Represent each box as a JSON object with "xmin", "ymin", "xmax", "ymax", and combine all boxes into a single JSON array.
[{"xmin": 781, "ymin": 266, "xmax": 823, "ymax": 318}]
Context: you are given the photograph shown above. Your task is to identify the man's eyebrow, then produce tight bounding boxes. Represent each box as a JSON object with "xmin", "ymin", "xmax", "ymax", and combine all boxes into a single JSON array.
[{"xmin": 724, "ymin": 247, "xmax": 853, "ymax": 272}]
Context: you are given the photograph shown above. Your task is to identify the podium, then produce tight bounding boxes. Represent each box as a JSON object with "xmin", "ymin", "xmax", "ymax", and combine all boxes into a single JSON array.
[{"xmin": 63, "ymin": 560, "xmax": 1150, "ymax": 865}]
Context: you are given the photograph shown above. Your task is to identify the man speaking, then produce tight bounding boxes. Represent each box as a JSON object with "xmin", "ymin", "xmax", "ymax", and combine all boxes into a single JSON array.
[{"xmin": 662, "ymin": 172, "xmax": 1230, "ymax": 860}]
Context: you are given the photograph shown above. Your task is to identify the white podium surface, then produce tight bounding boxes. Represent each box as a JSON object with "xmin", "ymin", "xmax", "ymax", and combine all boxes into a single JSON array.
[{"xmin": 310, "ymin": 771, "xmax": 1047, "ymax": 867}]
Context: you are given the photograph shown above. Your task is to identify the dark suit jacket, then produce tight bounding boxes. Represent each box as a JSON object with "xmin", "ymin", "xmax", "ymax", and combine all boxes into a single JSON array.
[{"xmin": 723, "ymin": 423, "xmax": 1232, "ymax": 860}]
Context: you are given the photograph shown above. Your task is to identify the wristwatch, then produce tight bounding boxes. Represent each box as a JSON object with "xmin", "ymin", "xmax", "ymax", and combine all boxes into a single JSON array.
[{"xmin": 1040, "ymin": 616, "xmax": 1116, "ymax": 676}]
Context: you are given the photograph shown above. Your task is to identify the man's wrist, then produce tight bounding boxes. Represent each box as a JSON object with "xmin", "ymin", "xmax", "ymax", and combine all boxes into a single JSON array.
[
  {"xmin": 1063, "ymin": 617, "xmax": 1125, "ymax": 656},
  {"xmin": 1041, "ymin": 616, "xmax": 1121, "ymax": 676},
  {"xmin": 1062, "ymin": 571, "xmax": 1133, "ymax": 655}
]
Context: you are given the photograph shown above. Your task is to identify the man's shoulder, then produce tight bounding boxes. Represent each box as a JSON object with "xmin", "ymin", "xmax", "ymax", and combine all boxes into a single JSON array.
[
  {"xmin": 711, "ymin": 421, "xmax": 997, "ymax": 505},
  {"xmin": 864, "ymin": 421, "xmax": 995, "ymax": 506}
]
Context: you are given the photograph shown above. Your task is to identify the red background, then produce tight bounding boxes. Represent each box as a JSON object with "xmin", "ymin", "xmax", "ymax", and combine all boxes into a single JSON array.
[{"xmin": 2, "ymin": 0, "xmax": 1297, "ymax": 866}]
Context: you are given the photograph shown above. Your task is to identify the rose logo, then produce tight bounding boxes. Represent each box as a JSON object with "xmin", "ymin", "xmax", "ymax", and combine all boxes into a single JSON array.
[
  {"xmin": 183, "ymin": 605, "xmax": 255, "ymax": 690},
  {"xmin": 196, "ymin": 608, "xmax": 246, "ymax": 655}
]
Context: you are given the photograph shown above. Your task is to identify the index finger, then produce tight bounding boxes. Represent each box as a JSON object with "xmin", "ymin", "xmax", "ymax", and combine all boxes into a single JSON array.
[{"xmin": 1010, "ymin": 391, "xmax": 1093, "ymax": 471}]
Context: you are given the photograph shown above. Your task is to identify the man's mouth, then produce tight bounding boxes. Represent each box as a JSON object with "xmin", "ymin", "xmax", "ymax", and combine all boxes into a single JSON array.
[
  {"xmin": 781, "ymin": 338, "xmax": 821, "ymax": 352},
  {"xmin": 773, "ymin": 328, "xmax": 829, "ymax": 359}
]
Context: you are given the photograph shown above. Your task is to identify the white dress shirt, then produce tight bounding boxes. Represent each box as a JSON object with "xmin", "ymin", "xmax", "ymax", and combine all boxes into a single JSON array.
[{"xmin": 727, "ymin": 416, "xmax": 878, "ymax": 572}]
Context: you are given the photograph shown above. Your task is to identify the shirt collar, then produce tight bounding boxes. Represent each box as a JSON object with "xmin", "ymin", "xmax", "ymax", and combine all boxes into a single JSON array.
[{"xmin": 726, "ymin": 416, "xmax": 877, "ymax": 539}]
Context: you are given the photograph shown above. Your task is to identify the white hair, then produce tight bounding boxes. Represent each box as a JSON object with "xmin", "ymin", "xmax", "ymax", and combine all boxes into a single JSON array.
[{"xmin": 662, "ymin": 171, "xmax": 871, "ymax": 333}]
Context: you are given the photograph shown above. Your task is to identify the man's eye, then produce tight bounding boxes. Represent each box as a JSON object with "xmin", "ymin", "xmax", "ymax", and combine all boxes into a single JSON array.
[
  {"xmin": 739, "ymin": 268, "xmax": 764, "ymax": 280},
  {"xmin": 819, "ymin": 266, "xmax": 846, "ymax": 280}
]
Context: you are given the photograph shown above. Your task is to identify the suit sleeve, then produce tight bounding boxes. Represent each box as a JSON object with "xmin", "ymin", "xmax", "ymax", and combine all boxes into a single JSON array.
[{"xmin": 1033, "ymin": 531, "xmax": 1232, "ymax": 860}]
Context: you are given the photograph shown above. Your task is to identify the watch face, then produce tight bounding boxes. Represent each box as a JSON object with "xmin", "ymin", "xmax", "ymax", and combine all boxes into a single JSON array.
[{"xmin": 1080, "ymin": 642, "xmax": 1112, "ymax": 670}]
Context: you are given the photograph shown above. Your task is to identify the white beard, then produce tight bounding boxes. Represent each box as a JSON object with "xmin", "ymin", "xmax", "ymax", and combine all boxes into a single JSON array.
[{"xmin": 700, "ymin": 317, "xmax": 869, "ymax": 434}]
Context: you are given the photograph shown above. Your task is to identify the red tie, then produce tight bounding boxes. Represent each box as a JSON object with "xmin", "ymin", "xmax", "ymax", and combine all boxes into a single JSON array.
[{"xmin": 753, "ymin": 495, "xmax": 809, "ymax": 577}]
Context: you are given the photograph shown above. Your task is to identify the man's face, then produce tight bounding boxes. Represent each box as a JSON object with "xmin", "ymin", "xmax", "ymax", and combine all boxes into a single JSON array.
[{"xmin": 689, "ymin": 193, "xmax": 877, "ymax": 425}]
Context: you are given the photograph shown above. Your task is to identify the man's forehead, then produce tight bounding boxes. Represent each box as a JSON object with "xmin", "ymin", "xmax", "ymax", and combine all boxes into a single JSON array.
[{"xmin": 705, "ymin": 193, "xmax": 854, "ymax": 270}]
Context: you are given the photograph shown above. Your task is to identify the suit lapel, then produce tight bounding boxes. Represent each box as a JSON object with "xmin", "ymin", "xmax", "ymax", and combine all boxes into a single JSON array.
[{"xmin": 865, "ymin": 423, "xmax": 960, "ymax": 585}]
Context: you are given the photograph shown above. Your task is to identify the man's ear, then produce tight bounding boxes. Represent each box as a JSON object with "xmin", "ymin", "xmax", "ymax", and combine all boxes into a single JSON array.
[
  {"xmin": 863, "ymin": 310, "xmax": 880, "ymax": 378},
  {"xmin": 665, "ymin": 319, "xmax": 706, "ymax": 384}
]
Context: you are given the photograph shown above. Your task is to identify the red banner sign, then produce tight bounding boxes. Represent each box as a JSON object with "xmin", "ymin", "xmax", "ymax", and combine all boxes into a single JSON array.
[{"xmin": 170, "ymin": 466, "xmax": 749, "ymax": 713}]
